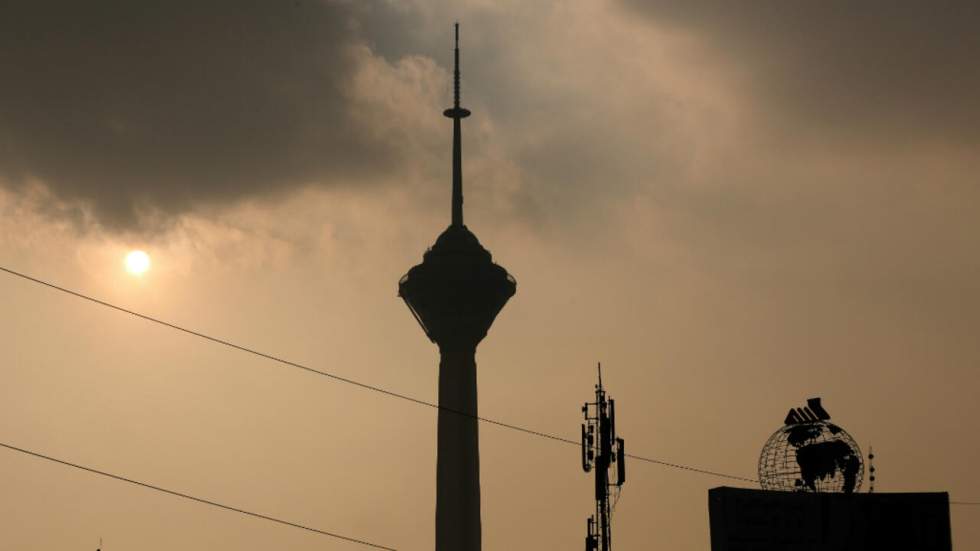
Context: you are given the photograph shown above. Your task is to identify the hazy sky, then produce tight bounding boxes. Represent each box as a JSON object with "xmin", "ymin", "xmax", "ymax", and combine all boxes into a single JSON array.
[{"xmin": 1, "ymin": 1, "xmax": 978, "ymax": 549}]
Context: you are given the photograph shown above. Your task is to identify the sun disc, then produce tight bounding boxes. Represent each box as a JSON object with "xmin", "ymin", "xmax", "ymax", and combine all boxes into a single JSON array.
[{"xmin": 125, "ymin": 250, "xmax": 151, "ymax": 275}]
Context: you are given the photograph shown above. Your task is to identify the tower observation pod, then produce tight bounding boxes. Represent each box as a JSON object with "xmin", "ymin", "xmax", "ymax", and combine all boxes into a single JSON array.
[{"xmin": 398, "ymin": 23, "xmax": 516, "ymax": 551}]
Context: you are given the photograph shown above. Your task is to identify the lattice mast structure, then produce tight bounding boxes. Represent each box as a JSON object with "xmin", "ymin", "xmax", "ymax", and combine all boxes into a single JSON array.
[
  {"xmin": 582, "ymin": 365, "xmax": 626, "ymax": 551},
  {"xmin": 398, "ymin": 23, "xmax": 516, "ymax": 551}
]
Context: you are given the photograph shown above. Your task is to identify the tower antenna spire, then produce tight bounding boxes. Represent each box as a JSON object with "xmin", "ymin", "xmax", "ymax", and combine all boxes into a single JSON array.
[
  {"xmin": 454, "ymin": 22, "xmax": 460, "ymax": 109},
  {"xmin": 444, "ymin": 22, "xmax": 470, "ymax": 227}
]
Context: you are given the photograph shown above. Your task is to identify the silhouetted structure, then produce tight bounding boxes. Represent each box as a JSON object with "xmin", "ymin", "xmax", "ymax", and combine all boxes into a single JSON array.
[
  {"xmin": 759, "ymin": 398, "xmax": 864, "ymax": 494},
  {"xmin": 708, "ymin": 487, "xmax": 952, "ymax": 551},
  {"xmin": 868, "ymin": 446, "xmax": 876, "ymax": 493},
  {"xmin": 398, "ymin": 24, "xmax": 516, "ymax": 551},
  {"xmin": 581, "ymin": 365, "xmax": 626, "ymax": 551}
]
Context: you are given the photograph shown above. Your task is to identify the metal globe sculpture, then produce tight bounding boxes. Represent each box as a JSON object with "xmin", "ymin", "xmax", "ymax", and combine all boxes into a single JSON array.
[{"xmin": 758, "ymin": 398, "xmax": 864, "ymax": 493}]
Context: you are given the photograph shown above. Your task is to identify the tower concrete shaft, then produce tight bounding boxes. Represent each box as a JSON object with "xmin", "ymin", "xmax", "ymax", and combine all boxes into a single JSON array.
[
  {"xmin": 436, "ymin": 343, "xmax": 481, "ymax": 550},
  {"xmin": 398, "ymin": 23, "xmax": 516, "ymax": 551}
]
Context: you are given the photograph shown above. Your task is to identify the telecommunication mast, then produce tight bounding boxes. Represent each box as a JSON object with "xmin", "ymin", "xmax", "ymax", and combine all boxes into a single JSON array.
[{"xmin": 581, "ymin": 364, "xmax": 626, "ymax": 551}]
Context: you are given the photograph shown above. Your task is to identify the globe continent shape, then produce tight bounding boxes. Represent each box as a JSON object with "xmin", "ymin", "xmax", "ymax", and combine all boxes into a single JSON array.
[{"xmin": 758, "ymin": 421, "xmax": 864, "ymax": 493}]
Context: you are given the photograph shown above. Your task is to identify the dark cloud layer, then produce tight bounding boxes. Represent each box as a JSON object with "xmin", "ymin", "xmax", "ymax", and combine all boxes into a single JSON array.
[
  {"xmin": 0, "ymin": 1, "xmax": 391, "ymax": 230},
  {"xmin": 625, "ymin": 1, "xmax": 980, "ymax": 143}
]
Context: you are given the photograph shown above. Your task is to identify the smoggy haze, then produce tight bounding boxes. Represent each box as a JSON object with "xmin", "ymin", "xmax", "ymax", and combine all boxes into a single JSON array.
[{"xmin": 1, "ymin": 1, "xmax": 978, "ymax": 549}]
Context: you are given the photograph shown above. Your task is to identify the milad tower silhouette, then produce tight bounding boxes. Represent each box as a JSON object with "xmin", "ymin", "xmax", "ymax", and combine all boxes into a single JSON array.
[{"xmin": 398, "ymin": 24, "xmax": 516, "ymax": 551}]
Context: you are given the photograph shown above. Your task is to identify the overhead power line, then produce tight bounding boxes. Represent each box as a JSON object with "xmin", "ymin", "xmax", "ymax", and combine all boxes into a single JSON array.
[
  {"xmin": 6, "ymin": 265, "xmax": 980, "ymax": 503},
  {"xmin": 0, "ymin": 265, "xmax": 776, "ymax": 484},
  {"xmin": 0, "ymin": 440, "xmax": 397, "ymax": 550}
]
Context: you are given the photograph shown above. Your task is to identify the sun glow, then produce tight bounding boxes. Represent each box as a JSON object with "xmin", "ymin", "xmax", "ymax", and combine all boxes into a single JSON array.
[{"xmin": 125, "ymin": 250, "xmax": 151, "ymax": 275}]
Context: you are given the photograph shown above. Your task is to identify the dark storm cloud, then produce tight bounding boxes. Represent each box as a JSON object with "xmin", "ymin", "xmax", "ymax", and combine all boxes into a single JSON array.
[
  {"xmin": 0, "ymin": 1, "xmax": 395, "ymax": 230},
  {"xmin": 624, "ymin": 1, "xmax": 980, "ymax": 143}
]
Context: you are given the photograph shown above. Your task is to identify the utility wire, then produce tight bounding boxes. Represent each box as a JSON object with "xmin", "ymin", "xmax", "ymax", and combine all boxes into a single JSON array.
[
  {"xmin": 0, "ymin": 440, "xmax": 397, "ymax": 550},
  {"xmin": 6, "ymin": 266, "xmax": 980, "ymax": 502},
  {"xmin": 0, "ymin": 265, "xmax": 773, "ymax": 484},
  {"xmin": 627, "ymin": 455, "xmax": 759, "ymax": 483}
]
